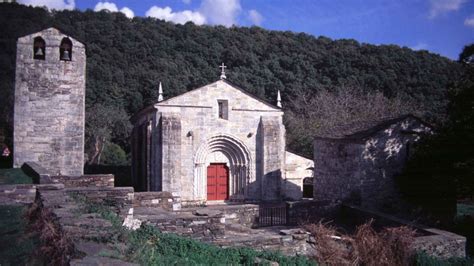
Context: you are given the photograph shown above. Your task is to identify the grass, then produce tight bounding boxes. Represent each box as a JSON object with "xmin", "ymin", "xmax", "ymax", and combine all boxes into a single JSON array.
[
  {"xmin": 457, "ymin": 203, "xmax": 474, "ymax": 217},
  {"xmin": 0, "ymin": 205, "xmax": 40, "ymax": 265},
  {"xmin": 72, "ymin": 193, "xmax": 316, "ymax": 265},
  {"xmin": 414, "ymin": 252, "xmax": 474, "ymax": 266},
  {"xmin": 0, "ymin": 168, "xmax": 33, "ymax": 184}
]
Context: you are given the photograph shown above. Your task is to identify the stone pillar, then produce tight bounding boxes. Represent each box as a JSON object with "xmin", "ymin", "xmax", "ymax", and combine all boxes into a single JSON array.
[
  {"xmin": 160, "ymin": 113, "xmax": 182, "ymax": 195},
  {"xmin": 258, "ymin": 116, "xmax": 285, "ymax": 201},
  {"xmin": 150, "ymin": 112, "xmax": 162, "ymax": 191},
  {"xmin": 13, "ymin": 28, "xmax": 85, "ymax": 176}
]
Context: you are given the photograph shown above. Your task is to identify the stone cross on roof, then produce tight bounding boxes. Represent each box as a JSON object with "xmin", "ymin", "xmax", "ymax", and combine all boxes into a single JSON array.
[{"xmin": 219, "ymin": 63, "xmax": 227, "ymax": 79}]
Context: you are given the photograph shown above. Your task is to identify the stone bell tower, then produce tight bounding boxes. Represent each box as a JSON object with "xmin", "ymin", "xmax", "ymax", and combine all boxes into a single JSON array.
[{"xmin": 13, "ymin": 27, "xmax": 86, "ymax": 176}]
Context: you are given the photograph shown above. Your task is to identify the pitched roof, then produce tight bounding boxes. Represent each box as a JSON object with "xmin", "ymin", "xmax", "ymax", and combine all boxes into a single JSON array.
[
  {"xmin": 131, "ymin": 78, "xmax": 281, "ymax": 123},
  {"xmin": 157, "ymin": 78, "xmax": 281, "ymax": 110},
  {"xmin": 315, "ymin": 114, "xmax": 433, "ymax": 141}
]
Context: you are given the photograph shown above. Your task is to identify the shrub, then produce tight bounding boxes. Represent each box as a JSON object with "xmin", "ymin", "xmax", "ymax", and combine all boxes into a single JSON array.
[
  {"xmin": 101, "ymin": 142, "xmax": 128, "ymax": 166},
  {"xmin": 305, "ymin": 220, "xmax": 416, "ymax": 266}
]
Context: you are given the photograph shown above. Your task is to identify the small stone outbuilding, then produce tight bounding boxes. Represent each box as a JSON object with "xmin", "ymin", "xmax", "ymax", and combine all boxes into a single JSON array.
[
  {"xmin": 313, "ymin": 115, "xmax": 432, "ymax": 211},
  {"xmin": 131, "ymin": 78, "xmax": 313, "ymax": 204}
]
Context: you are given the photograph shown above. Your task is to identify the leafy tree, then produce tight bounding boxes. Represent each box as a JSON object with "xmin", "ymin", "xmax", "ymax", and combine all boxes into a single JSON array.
[
  {"xmin": 397, "ymin": 45, "xmax": 474, "ymax": 224},
  {"xmin": 285, "ymin": 86, "xmax": 421, "ymax": 156},
  {"xmin": 85, "ymin": 104, "xmax": 131, "ymax": 164}
]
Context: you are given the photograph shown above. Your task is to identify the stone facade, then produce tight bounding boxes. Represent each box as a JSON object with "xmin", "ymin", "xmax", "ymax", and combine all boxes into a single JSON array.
[
  {"xmin": 131, "ymin": 79, "xmax": 313, "ymax": 203},
  {"xmin": 283, "ymin": 151, "xmax": 313, "ymax": 200},
  {"xmin": 313, "ymin": 115, "xmax": 432, "ymax": 211},
  {"xmin": 13, "ymin": 28, "xmax": 85, "ymax": 176}
]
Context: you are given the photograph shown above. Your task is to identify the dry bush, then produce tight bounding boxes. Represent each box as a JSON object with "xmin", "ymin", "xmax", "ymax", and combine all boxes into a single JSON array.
[
  {"xmin": 305, "ymin": 222, "xmax": 355, "ymax": 265},
  {"xmin": 306, "ymin": 220, "xmax": 416, "ymax": 266},
  {"xmin": 380, "ymin": 226, "xmax": 417, "ymax": 266},
  {"xmin": 26, "ymin": 201, "xmax": 75, "ymax": 265}
]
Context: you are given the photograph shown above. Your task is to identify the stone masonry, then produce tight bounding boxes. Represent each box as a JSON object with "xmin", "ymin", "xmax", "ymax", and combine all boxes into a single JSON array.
[
  {"xmin": 313, "ymin": 115, "xmax": 432, "ymax": 211},
  {"xmin": 14, "ymin": 28, "xmax": 85, "ymax": 176},
  {"xmin": 131, "ymin": 79, "xmax": 313, "ymax": 203}
]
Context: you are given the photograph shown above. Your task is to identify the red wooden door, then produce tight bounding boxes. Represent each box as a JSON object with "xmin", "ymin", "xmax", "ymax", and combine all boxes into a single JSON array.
[{"xmin": 207, "ymin": 164, "xmax": 228, "ymax": 200}]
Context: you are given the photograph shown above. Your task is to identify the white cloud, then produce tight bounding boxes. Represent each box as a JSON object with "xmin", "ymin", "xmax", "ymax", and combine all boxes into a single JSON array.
[
  {"xmin": 411, "ymin": 42, "xmax": 429, "ymax": 51},
  {"xmin": 145, "ymin": 0, "xmax": 242, "ymax": 27},
  {"xmin": 199, "ymin": 0, "xmax": 241, "ymax": 26},
  {"xmin": 94, "ymin": 2, "xmax": 134, "ymax": 18},
  {"xmin": 248, "ymin": 9, "xmax": 263, "ymax": 26},
  {"xmin": 18, "ymin": 0, "xmax": 75, "ymax": 10},
  {"xmin": 465, "ymin": 15, "xmax": 474, "ymax": 27},
  {"xmin": 94, "ymin": 2, "xmax": 118, "ymax": 12},
  {"xmin": 145, "ymin": 6, "xmax": 206, "ymax": 25},
  {"xmin": 428, "ymin": 0, "xmax": 466, "ymax": 18},
  {"xmin": 120, "ymin": 7, "xmax": 134, "ymax": 19}
]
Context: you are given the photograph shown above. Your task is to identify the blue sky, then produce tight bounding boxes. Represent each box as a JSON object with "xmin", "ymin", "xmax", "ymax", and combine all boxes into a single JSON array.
[{"xmin": 18, "ymin": 0, "xmax": 474, "ymax": 59}]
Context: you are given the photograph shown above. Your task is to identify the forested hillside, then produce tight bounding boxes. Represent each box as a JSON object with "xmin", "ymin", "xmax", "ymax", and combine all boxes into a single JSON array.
[{"xmin": 0, "ymin": 3, "xmax": 466, "ymax": 160}]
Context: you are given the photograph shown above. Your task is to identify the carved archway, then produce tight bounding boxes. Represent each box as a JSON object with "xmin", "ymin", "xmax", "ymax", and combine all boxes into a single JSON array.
[{"xmin": 193, "ymin": 134, "xmax": 253, "ymax": 201}]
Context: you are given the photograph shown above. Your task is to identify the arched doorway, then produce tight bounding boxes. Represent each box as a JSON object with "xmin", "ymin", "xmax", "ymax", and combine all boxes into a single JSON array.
[{"xmin": 194, "ymin": 134, "xmax": 253, "ymax": 201}]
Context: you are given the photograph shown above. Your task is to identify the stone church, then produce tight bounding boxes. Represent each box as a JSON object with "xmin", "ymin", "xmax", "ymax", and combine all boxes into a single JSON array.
[{"xmin": 131, "ymin": 71, "xmax": 313, "ymax": 204}]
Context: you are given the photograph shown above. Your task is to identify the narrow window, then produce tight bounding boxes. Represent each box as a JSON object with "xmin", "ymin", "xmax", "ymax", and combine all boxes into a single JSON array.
[
  {"xmin": 33, "ymin": 37, "xmax": 45, "ymax": 60},
  {"xmin": 303, "ymin": 177, "xmax": 314, "ymax": 198},
  {"xmin": 217, "ymin": 100, "xmax": 228, "ymax": 120},
  {"xmin": 59, "ymin": 37, "xmax": 72, "ymax": 61}
]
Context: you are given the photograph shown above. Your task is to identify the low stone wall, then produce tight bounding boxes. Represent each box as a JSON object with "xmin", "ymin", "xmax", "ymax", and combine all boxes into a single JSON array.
[
  {"xmin": 340, "ymin": 204, "xmax": 466, "ymax": 259},
  {"xmin": 135, "ymin": 207, "xmax": 226, "ymax": 240},
  {"xmin": 134, "ymin": 191, "xmax": 181, "ymax": 211},
  {"xmin": 0, "ymin": 184, "xmax": 37, "ymax": 204},
  {"xmin": 286, "ymin": 200, "xmax": 338, "ymax": 226},
  {"xmin": 66, "ymin": 186, "xmax": 134, "ymax": 218},
  {"xmin": 50, "ymin": 174, "xmax": 114, "ymax": 188}
]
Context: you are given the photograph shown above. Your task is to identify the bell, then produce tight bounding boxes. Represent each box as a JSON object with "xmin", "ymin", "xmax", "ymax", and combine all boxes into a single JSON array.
[
  {"xmin": 61, "ymin": 50, "xmax": 70, "ymax": 61},
  {"xmin": 35, "ymin": 48, "xmax": 44, "ymax": 56}
]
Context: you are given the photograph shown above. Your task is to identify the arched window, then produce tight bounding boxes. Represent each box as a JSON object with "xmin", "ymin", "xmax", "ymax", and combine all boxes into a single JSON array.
[
  {"xmin": 33, "ymin": 37, "xmax": 45, "ymax": 60},
  {"xmin": 59, "ymin": 37, "xmax": 72, "ymax": 61}
]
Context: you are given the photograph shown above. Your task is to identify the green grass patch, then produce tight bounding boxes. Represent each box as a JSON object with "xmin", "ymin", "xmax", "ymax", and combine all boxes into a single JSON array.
[
  {"xmin": 0, "ymin": 168, "xmax": 33, "ymax": 184},
  {"xmin": 0, "ymin": 205, "xmax": 40, "ymax": 265},
  {"xmin": 72, "ymin": 194, "xmax": 316, "ymax": 265},
  {"xmin": 414, "ymin": 252, "xmax": 473, "ymax": 266},
  {"xmin": 458, "ymin": 203, "xmax": 474, "ymax": 217}
]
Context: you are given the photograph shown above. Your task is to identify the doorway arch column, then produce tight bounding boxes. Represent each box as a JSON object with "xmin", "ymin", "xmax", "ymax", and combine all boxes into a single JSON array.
[{"xmin": 194, "ymin": 134, "xmax": 253, "ymax": 201}]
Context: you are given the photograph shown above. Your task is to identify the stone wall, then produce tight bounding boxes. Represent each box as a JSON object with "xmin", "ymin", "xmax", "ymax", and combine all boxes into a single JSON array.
[
  {"xmin": 50, "ymin": 174, "xmax": 114, "ymax": 188},
  {"xmin": 313, "ymin": 117, "xmax": 432, "ymax": 211},
  {"xmin": 258, "ymin": 116, "xmax": 284, "ymax": 201},
  {"xmin": 66, "ymin": 186, "xmax": 134, "ymax": 218},
  {"xmin": 13, "ymin": 28, "xmax": 85, "ymax": 176},
  {"xmin": 0, "ymin": 184, "xmax": 37, "ymax": 204},
  {"xmin": 283, "ymin": 151, "xmax": 313, "ymax": 200},
  {"xmin": 286, "ymin": 200, "xmax": 338, "ymax": 226},
  {"xmin": 133, "ymin": 191, "xmax": 181, "ymax": 211},
  {"xmin": 132, "ymin": 80, "xmax": 289, "ymax": 202},
  {"xmin": 159, "ymin": 113, "xmax": 182, "ymax": 195}
]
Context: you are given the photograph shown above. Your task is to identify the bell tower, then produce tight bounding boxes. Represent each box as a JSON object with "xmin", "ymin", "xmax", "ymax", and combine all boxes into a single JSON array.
[{"xmin": 13, "ymin": 28, "xmax": 86, "ymax": 176}]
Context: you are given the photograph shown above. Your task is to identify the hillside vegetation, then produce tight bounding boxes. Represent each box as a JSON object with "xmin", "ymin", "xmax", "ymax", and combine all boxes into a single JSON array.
[{"xmin": 0, "ymin": 3, "xmax": 465, "ymax": 158}]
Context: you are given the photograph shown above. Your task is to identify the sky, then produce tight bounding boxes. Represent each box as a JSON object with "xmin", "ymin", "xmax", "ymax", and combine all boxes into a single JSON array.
[{"xmin": 17, "ymin": 0, "xmax": 474, "ymax": 59}]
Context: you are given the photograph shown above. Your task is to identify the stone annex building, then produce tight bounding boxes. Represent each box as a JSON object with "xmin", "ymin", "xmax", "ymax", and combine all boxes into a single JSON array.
[{"xmin": 130, "ymin": 74, "xmax": 314, "ymax": 204}]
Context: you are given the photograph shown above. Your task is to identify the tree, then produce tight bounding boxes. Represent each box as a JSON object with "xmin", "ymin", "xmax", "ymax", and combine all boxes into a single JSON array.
[
  {"xmin": 397, "ymin": 44, "xmax": 474, "ymax": 224},
  {"xmin": 285, "ymin": 86, "xmax": 422, "ymax": 157},
  {"xmin": 85, "ymin": 104, "xmax": 131, "ymax": 164}
]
